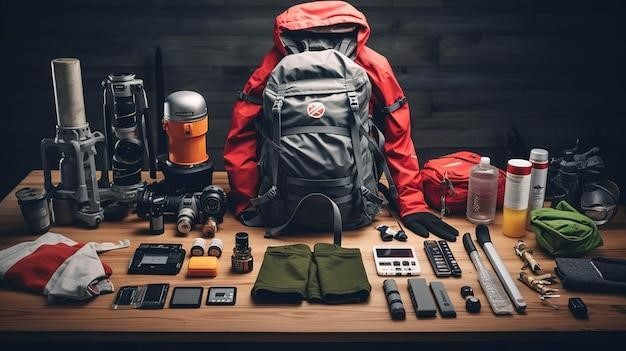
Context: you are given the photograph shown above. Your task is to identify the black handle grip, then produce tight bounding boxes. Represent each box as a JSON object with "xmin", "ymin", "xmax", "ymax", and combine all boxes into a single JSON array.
[
  {"xmin": 475, "ymin": 224, "xmax": 492, "ymax": 247},
  {"xmin": 463, "ymin": 233, "xmax": 476, "ymax": 255}
]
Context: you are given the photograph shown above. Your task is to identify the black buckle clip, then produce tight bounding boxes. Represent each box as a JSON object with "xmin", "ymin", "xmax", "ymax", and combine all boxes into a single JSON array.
[
  {"xmin": 267, "ymin": 186, "xmax": 278, "ymax": 200},
  {"xmin": 348, "ymin": 94, "xmax": 359, "ymax": 111}
]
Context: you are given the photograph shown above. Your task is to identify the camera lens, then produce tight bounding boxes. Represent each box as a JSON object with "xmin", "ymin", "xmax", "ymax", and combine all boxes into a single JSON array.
[
  {"xmin": 200, "ymin": 185, "xmax": 226, "ymax": 218},
  {"xmin": 235, "ymin": 232, "xmax": 249, "ymax": 250},
  {"xmin": 135, "ymin": 186, "xmax": 152, "ymax": 218},
  {"xmin": 112, "ymin": 154, "xmax": 141, "ymax": 186},
  {"xmin": 113, "ymin": 95, "xmax": 137, "ymax": 128},
  {"xmin": 177, "ymin": 216, "xmax": 193, "ymax": 234},
  {"xmin": 207, "ymin": 198, "xmax": 220, "ymax": 213},
  {"xmin": 109, "ymin": 73, "xmax": 135, "ymax": 82},
  {"xmin": 114, "ymin": 138, "xmax": 143, "ymax": 165}
]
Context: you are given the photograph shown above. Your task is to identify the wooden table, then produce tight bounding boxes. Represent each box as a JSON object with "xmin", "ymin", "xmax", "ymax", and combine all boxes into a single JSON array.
[{"xmin": 1, "ymin": 171, "xmax": 625, "ymax": 343}]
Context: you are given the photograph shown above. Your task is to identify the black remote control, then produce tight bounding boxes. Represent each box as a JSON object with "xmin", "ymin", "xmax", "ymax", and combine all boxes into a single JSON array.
[
  {"xmin": 438, "ymin": 240, "xmax": 462, "ymax": 277},
  {"xmin": 424, "ymin": 240, "xmax": 451, "ymax": 277}
]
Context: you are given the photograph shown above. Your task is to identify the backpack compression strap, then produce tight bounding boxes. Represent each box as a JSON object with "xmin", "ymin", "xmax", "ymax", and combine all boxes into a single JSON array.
[
  {"xmin": 350, "ymin": 97, "xmax": 399, "ymax": 202},
  {"xmin": 379, "ymin": 96, "xmax": 407, "ymax": 115},
  {"xmin": 347, "ymin": 90, "xmax": 386, "ymax": 208},
  {"xmin": 237, "ymin": 91, "xmax": 262, "ymax": 105},
  {"xmin": 368, "ymin": 121, "xmax": 399, "ymax": 201},
  {"xmin": 251, "ymin": 95, "xmax": 284, "ymax": 207},
  {"xmin": 265, "ymin": 193, "xmax": 343, "ymax": 246}
]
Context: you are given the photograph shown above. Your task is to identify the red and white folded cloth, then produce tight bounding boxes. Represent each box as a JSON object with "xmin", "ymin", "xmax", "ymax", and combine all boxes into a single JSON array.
[{"xmin": 0, "ymin": 232, "xmax": 129, "ymax": 302}]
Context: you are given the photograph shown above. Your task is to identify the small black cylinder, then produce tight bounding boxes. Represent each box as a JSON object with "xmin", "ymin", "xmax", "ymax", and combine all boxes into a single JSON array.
[
  {"xmin": 149, "ymin": 215, "xmax": 164, "ymax": 235},
  {"xmin": 232, "ymin": 232, "xmax": 253, "ymax": 274},
  {"xmin": 383, "ymin": 279, "xmax": 406, "ymax": 320}
]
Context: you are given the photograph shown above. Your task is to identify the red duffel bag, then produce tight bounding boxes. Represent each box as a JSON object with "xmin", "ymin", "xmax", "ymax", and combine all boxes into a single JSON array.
[{"xmin": 419, "ymin": 151, "xmax": 506, "ymax": 215}]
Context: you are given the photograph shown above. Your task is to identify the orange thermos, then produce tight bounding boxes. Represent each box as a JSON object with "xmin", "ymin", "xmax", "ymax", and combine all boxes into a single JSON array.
[{"xmin": 162, "ymin": 91, "xmax": 209, "ymax": 166}]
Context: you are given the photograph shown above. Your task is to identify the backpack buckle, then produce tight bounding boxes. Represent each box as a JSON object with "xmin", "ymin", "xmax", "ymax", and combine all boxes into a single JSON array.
[
  {"xmin": 267, "ymin": 186, "xmax": 278, "ymax": 199},
  {"xmin": 272, "ymin": 99, "xmax": 283, "ymax": 117},
  {"xmin": 361, "ymin": 186, "xmax": 384, "ymax": 205},
  {"xmin": 348, "ymin": 93, "xmax": 359, "ymax": 112},
  {"xmin": 250, "ymin": 186, "xmax": 278, "ymax": 207}
]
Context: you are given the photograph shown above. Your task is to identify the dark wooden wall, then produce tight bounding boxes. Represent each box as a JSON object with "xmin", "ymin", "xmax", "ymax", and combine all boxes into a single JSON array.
[{"xmin": 2, "ymin": 0, "xmax": 626, "ymax": 200}]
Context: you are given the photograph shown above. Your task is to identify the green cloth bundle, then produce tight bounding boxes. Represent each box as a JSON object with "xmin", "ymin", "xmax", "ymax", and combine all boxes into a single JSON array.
[
  {"xmin": 251, "ymin": 243, "xmax": 371, "ymax": 304},
  {"xmin": 530, "ymin": 201, "xmax": 603, "ymax": 257}
]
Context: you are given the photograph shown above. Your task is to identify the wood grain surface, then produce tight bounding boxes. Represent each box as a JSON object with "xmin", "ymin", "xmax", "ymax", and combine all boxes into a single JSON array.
[{"xmin": 0, "ymin": 171, "xmax": 625, "ymax": 342}]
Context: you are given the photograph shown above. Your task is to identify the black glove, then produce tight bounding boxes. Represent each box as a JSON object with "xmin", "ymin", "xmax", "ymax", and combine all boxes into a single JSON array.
[{"xmin": 402, "ymin": 212, "xmax": 459, "ymax": 242}]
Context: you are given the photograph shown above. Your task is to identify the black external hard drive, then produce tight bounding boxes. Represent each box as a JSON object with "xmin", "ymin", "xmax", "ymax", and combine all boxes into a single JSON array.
[
  {"xmin": 407, "ymin": 278, "xmax": 437, "ymax": 318},
  {"xmin": 430, "ymin": 281, "xmax": 456, "ymax": 318}
]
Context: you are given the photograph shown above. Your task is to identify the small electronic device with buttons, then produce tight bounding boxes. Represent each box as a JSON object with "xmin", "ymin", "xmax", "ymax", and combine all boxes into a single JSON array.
[
  {"xmin": 206, "ymin": 287, "xmax": 237, "ymax": 305},
  {"xmin": 373, "ymin": 246, "xmax": 421, "ymax": 276},
  {"xmin": 424, "ymin": 240, "xmax": 462, "ymax": 277}
]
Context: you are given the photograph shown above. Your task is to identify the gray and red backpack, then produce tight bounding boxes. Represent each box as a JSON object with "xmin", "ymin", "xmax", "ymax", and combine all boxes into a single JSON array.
[{"xmin": 251, "ymin": 44, "xmax": 396, "ymax": 244}]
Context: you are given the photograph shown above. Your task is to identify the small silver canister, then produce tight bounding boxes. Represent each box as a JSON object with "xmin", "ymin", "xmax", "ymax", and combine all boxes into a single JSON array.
[{"xmin": 16, "ymin": 187, "xmax": 52, "ymax": 234}]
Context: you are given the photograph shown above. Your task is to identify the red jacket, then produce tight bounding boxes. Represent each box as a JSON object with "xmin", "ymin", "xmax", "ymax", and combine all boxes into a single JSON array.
[{"xmin": 224, "ymin": 1, "xmax": 428, "ymax": 219}]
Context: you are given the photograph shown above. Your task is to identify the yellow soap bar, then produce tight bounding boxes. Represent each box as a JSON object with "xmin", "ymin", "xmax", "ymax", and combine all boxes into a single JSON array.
[{"xmin": 187, "ymin": 256, "xmax": 219, "ymax": 277}]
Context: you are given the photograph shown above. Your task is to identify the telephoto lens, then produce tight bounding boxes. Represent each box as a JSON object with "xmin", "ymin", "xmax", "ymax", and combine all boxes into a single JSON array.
[
  {"xmin": 109, "ymin": 73, "xmax": 138, "ymax": 128},
  {"xmin": 103, "ymin": 72, "xmax": 148, "ymax": 188},
  {"xmin": 231, "ymin": 232, "xmax": 253, "ymax": 273},
  {"xmin": 383, "ymin": 279, "xmax": 406, "ymax": 320}
]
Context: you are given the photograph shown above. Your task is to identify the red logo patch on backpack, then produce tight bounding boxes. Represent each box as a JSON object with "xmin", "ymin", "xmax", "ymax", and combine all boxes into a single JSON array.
[{"xmin": 307, "ymin": 102, "xmax": 326, "ymax": 118}]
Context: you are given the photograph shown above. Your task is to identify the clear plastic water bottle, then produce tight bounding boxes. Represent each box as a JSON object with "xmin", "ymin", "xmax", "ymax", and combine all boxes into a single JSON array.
[{"xmin": 466, "ymin": 157, "xmax": 499, "ymax": 224}]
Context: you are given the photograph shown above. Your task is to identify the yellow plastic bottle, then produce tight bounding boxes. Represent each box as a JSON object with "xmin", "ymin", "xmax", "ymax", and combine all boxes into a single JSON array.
[
  {"xmin": 502, "ymin": 159, "xmax": 532, "ymax": 238},
  {"xmin": 503, "ymin": 207, "xmax": 528, "ymax": 238}
]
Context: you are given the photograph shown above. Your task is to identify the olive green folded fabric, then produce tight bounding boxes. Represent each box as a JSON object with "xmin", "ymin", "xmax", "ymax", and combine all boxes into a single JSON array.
[
  {"xmin": 251, "ymin": 243, "xmax": 371, "ymax": 304},
  {"xmin": 311, "ymin": 243, "xmax": 371, "ymax": 304},
  {"xmin": 530, "ymin": 201, "xmax": 603, "ymax": 257},
  {"xmin": 251, "ymin": 244, "xmax": 312, "ymax": 303}
]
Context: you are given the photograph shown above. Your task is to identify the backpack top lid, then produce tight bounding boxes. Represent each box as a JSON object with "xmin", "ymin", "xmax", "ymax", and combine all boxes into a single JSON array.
[
  {"xmin": 265, "ymin": 49, "xmax": 370, "ymax": 95},
  {"xmin": 273, "ymin": 1, "xmax": 370, "ymax": 57}
]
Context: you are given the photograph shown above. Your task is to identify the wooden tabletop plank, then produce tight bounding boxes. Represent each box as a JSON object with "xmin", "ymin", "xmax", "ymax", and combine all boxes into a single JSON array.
[{"xmin": 0, "ymin": 171, "xmax": 625, "ymax": 342}]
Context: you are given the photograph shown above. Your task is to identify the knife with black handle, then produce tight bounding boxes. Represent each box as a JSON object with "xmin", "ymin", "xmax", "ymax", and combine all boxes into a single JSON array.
[
  {"xmin": 476, "ymin": 225, "xmax": 527, "ymax": 313},
  {"xmin": 463, "ymin": 233, "xmax": 514, "ymax": 315}
]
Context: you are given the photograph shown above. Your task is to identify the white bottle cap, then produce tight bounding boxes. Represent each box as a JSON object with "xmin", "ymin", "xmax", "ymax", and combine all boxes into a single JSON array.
[
  {"xmin": 530, "ymin": 148, "xmax": 549, "ymax": 163},
  {"xmin": 479, "ymin": 157, "xmax": 491, "ymax": 167}
]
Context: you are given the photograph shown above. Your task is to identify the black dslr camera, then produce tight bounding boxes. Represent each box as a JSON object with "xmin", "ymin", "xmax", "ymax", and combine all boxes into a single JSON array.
[{"xmin": 137, "ymin": 184, "xmax": 226, "ymax": 235}]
